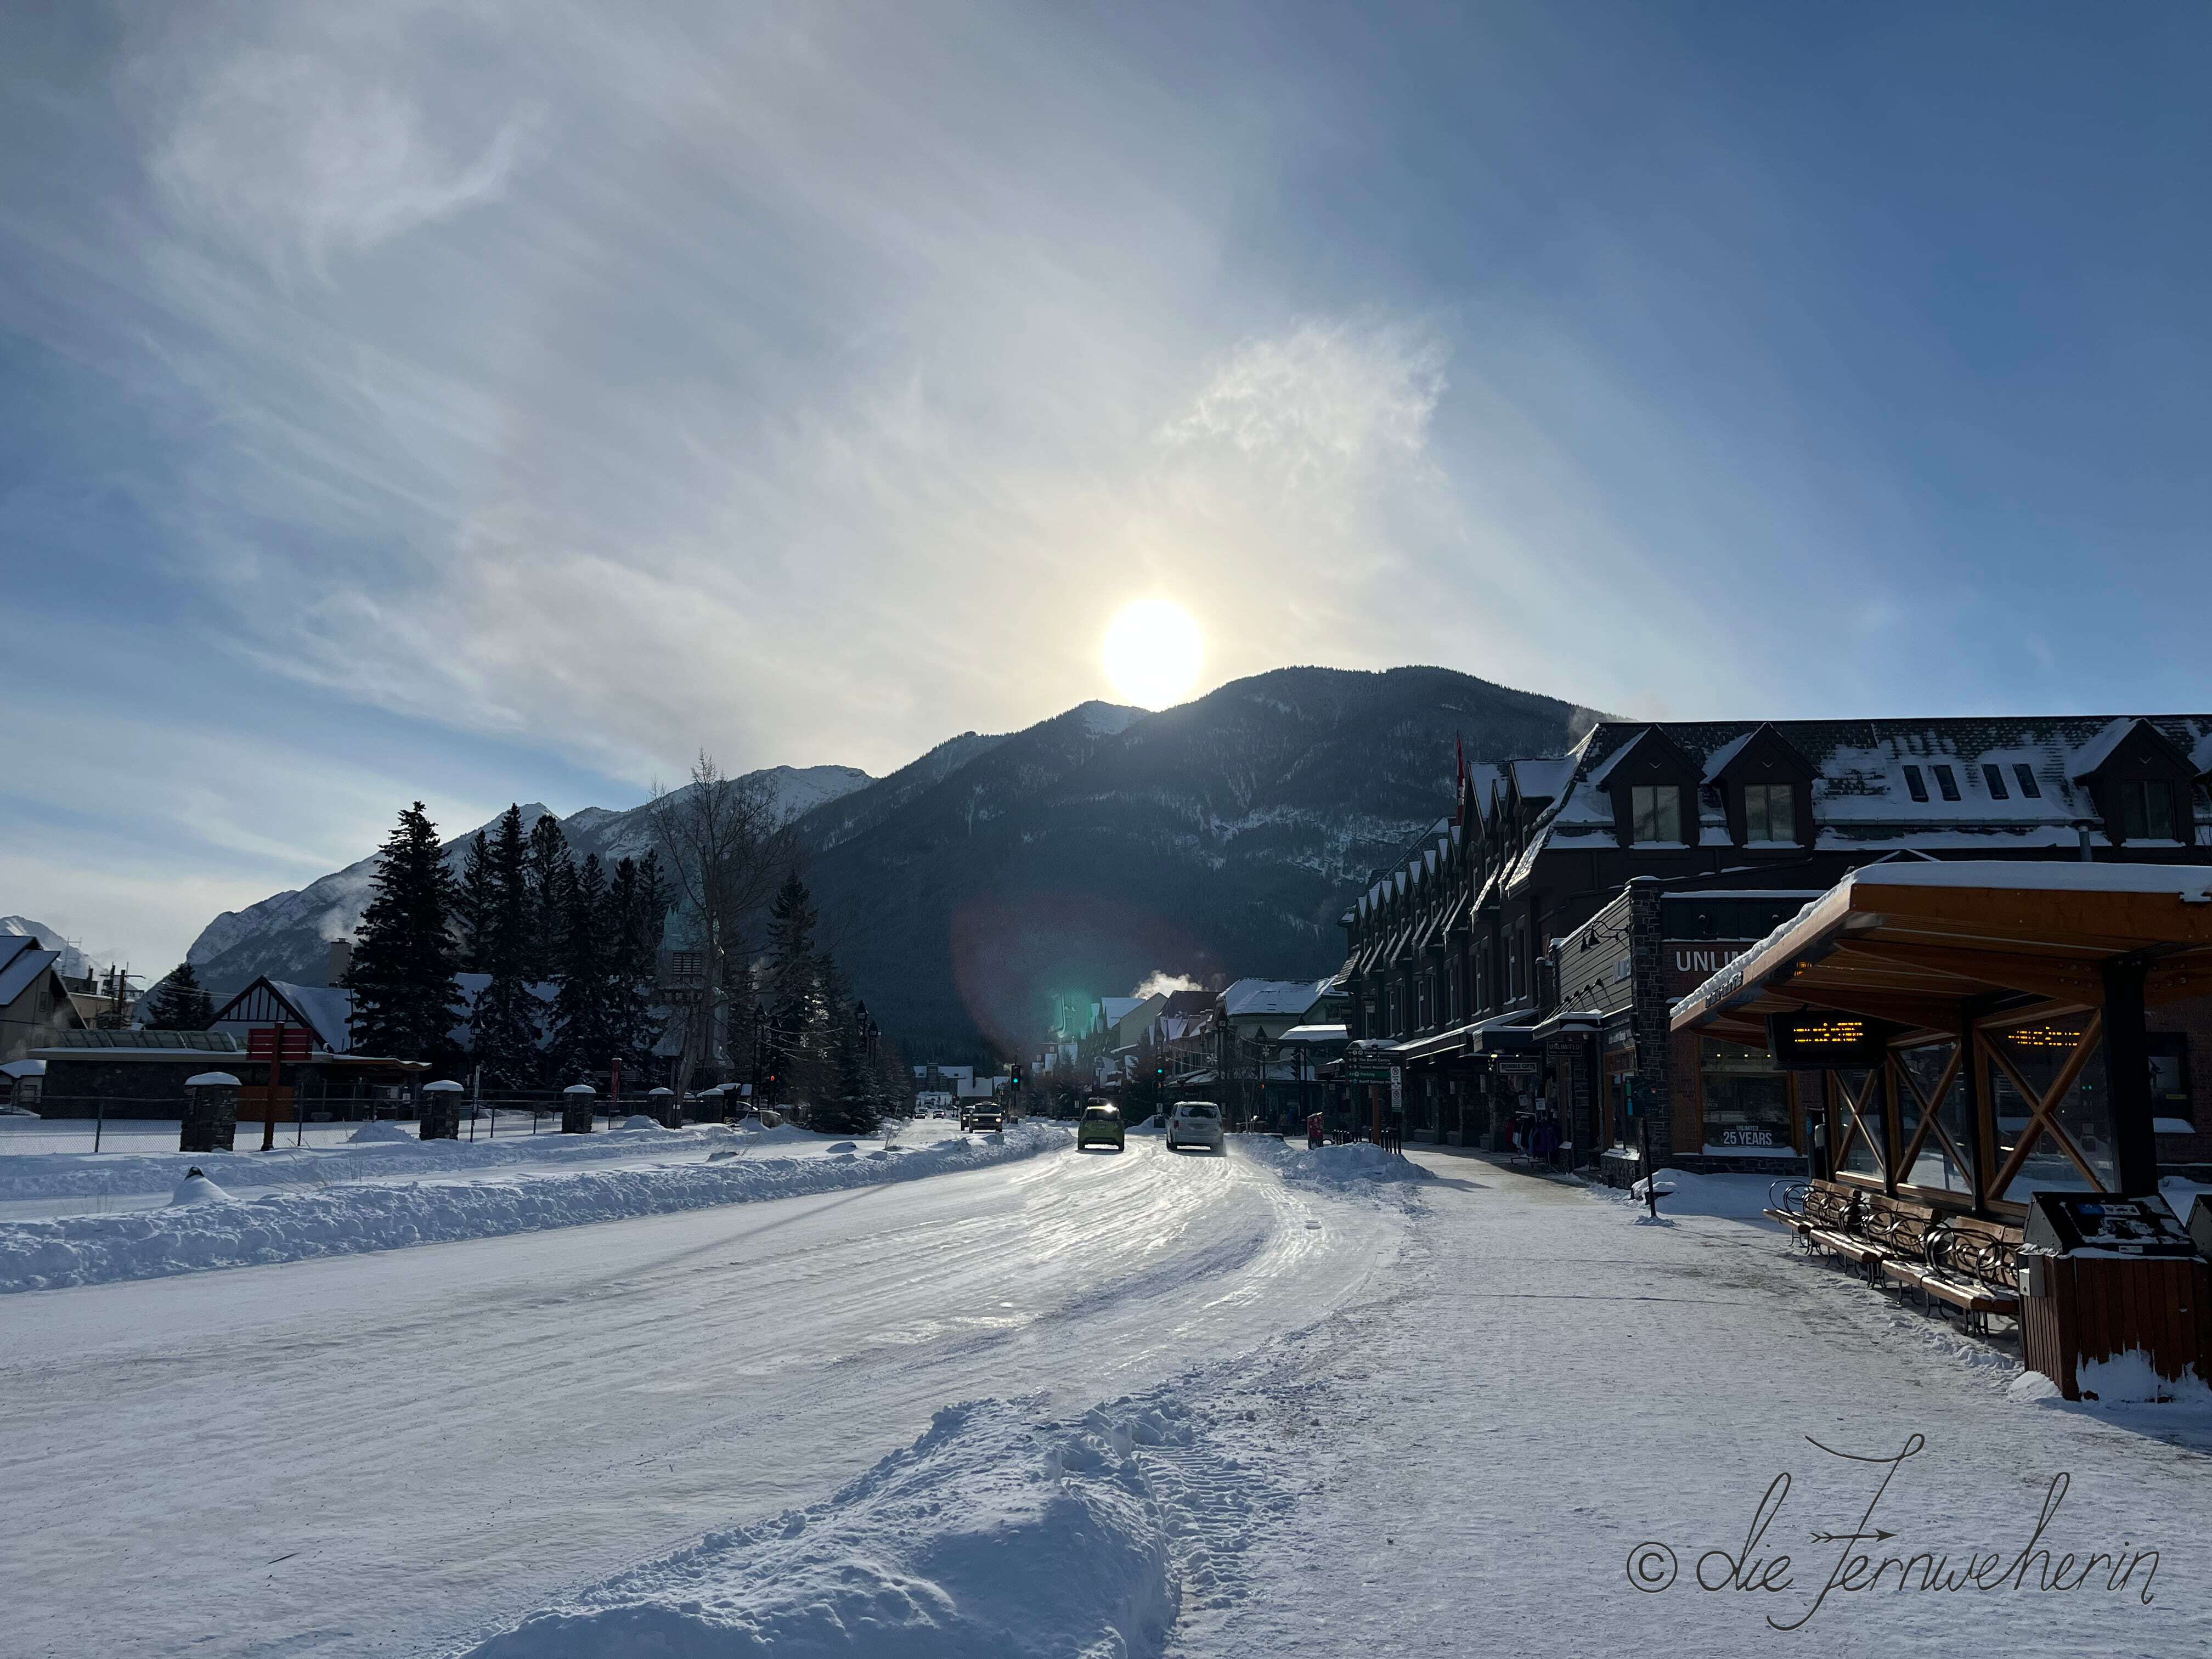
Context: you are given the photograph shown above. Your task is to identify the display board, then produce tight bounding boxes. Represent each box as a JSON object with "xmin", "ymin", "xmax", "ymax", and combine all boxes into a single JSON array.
[{"xmin": 1766, "ymin": 1011, "xmax": 1886, "ymax": 1070}]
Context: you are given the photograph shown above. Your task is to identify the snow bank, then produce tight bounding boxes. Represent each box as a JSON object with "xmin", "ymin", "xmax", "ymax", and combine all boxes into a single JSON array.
[
  {"xmin": 2010, "ymin": 1352, "xmax": 2212, "ymax": 1412},
  {"xmin": 168, "ymin": 1171, "xmax": 234, "ymax": 1206},
  {"xmin": 1243, "ymin": 1137, "xmax": 1431, "ymax": 1187},
  {"xmin": 0, "ymin": 1120, "xmax": 777, "ymax": 1203},
  {"xmin": 617, "ymin": 1115, "xmax": 672, "ymax": 1132},
  {"xmin": 347, "ymin": 1121, "xmax": 417, "ymax": 1145},
  {"xmin": 460, "ymin": 1397, "xmax": 1178, "ymax": 1659},
  {"xmin": 0, "ymin": 1124, "xmax": 1069, "ymax": 1293}
]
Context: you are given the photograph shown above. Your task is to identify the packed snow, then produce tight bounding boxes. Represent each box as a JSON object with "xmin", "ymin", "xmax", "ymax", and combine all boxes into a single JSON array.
[
  {"xmin": 0, "ymin": 1121, "xmax": 1065, "ymax": 1291},
  {"xmin": 8, "ymin": 1134, "xmax": 2210, "ymax": 1658}
]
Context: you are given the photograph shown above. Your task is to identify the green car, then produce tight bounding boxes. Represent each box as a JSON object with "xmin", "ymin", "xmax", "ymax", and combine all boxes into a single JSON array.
[{"xmin": 1076, "ymin": 1102, "xmax": 1125, "ymax": 1151}]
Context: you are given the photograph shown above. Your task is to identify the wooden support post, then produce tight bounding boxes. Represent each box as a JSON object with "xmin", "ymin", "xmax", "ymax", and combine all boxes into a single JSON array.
[{"xmin": 2103, "ymin": 955, "xmax": 2159, "ymax": 1193}]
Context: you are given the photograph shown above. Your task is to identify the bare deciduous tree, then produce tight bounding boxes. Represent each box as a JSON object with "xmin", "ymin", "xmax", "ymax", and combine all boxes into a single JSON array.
[{"xmin": 646, "ymin": 753, "xmax": 797, "ymax": 1102}]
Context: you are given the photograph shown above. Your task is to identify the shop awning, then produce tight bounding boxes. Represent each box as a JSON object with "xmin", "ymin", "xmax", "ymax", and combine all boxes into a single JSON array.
[
  {"xmin": 1671, "ymin": 861, "xmax": 2212, "ymax": 1043},
  {"xmin": 1531, "ymin": 1009, "xmax": 1605, "ymax": 1043}
]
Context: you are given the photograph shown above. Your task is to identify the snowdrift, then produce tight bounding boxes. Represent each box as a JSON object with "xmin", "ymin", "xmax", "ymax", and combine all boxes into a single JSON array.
[
  {"xmin": 0, "ymin": 1124, "xmax": 1068, "ymax": 1293},
  {"xmin": 0, "ymin": 1116, "xmax": 794, "ymax": 1203},
  {"xmin": 1242, "ymin": 1136, "xmax": 1432, "ymax": 1187},
  {"xmin": 460, "ymin": 1397, "xmax": 1181, "ymax": 1659}
]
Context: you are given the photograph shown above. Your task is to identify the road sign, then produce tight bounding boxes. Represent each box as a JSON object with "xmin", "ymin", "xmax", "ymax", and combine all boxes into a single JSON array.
[
  {"xmin": 247, "ymin": 1026, "xmax": 313, "ymax": 1060},
  {"xmin": 1345, "ymin": 1065, "xmax": 1395, "ymax": 1083},
  {"xmin": 1389, "ymin": 1066, "xmax": 1403, "ymax": 1114}
]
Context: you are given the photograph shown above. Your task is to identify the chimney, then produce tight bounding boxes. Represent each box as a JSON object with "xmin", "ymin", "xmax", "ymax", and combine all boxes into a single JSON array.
[{"xmin": 328, "ymin": 938, "xmax": 354, "ymax": 986}]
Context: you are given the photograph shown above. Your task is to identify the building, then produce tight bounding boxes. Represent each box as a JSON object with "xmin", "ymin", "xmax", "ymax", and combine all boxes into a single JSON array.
[
  {"xmin": 1335, "ymin": 715, "xmax": 2212, "ymax": 1163},
  {"xmin": 0, "ymin": 933, "xmax": 84, "ymax": 1063},
  {"xmin": 1672, "ymin": 861, "xmax": 2212, "ymax": 1209}
]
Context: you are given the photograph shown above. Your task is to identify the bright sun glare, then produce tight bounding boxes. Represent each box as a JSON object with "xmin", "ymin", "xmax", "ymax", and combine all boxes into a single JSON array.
[{"xmin": 1102, "ymin": 599, "xmax": 1204, "ymax": 710}]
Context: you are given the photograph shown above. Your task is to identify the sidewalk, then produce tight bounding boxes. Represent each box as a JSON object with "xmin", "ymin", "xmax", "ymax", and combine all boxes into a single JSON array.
[{"xmin": 1172, "ymin": 1153, "xmax": 2212, "ymax": 1658}]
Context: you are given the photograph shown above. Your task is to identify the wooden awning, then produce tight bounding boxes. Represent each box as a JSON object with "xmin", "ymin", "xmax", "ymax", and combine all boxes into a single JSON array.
[{"xmin": 1672, "ymin": 861, "xmax": 2212, "ymax": 1044}]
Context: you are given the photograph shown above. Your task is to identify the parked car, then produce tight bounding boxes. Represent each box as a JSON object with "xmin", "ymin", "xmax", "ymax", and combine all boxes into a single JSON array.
[
  {"xmin": 1165, "ymin": 1099, "xmax": 1223, "ymax": 1152},
  {"xmin": 1076, "ymin": 1102, "xmax": 1125, "ymax": 1152}
]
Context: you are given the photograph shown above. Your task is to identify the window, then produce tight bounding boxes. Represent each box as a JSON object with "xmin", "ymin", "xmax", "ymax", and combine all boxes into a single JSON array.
[
  {"xmin": 1630, "ymin": 783, "xmax": 1683, "ymax": 843},
  {"xmin": 2115, "ymin": 778, "xmax": 2180, "ymax": 841},
  {"xmin": 1932, "ymin": 764, "xmax": 1961, "ymax": 802},
  {"xmin": 1700, "ymin": 1040, "xmax": 1794, "ymax": 1154},
  {"xmin": 1982, "ymin": 763, "xmax": 2008, "ymax": 800},
  {"xmin": 1902, "ymin": 764, "xmax": 1928, "ymax": 803},
  {"xmin": 2013, "ymin": 764, "xmax": 2041, "ymax": 799},
  {"xmin": 2148, "ymin": 1032, "xmax": 2193, "ymax": 1127},
  {"xmin": 1742, "ymin": 782, "xmax": 1796, "ymax": 842}
]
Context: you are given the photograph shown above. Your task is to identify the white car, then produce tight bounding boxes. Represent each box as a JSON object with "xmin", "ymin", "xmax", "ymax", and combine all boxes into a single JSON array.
[{"xmin": 1165, "ymin": 1099, "xmax": 1224, "ymax": 1152}]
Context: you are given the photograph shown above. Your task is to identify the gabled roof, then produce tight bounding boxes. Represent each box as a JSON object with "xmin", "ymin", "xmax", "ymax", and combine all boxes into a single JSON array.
[
  {"xmin": 1221, "ymin": 978, "xmax": 1328, "ymax": 1019},
  {"xmin": 0, "ymin": 935, "xmax": 67, "ymax": 1008}
]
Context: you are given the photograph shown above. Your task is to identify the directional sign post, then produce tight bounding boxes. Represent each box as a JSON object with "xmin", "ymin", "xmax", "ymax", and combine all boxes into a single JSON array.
[{"xmin": 246, "ymin": 1023, "xmax": 312, "ymax": 1150}]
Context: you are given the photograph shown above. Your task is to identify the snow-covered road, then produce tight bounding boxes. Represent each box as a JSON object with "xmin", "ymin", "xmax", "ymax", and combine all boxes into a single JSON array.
[{"xmin": 1, "ymin": 1136, "xmax": 1407, "ymax": 1658}]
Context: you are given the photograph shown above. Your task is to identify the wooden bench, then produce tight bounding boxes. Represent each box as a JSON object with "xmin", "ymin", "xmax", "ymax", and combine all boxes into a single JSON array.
[
  {"xmin": 1767, "ymin": 1178, "xmax": 2023, "ymax": 1333},
  {"xmin": 1887, "ymin": 1216, "xmax": 2023, "ymax": 1333}
]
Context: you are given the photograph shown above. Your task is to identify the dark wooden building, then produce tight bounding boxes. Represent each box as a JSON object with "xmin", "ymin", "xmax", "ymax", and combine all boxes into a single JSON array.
[{"xmin": 1334, "ymin": 715, "xmax": 2212, "ymax": 1174}]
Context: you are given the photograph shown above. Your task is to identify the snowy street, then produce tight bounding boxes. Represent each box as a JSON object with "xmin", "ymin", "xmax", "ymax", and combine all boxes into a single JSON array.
[
  {"xmin": 2, "ymin": 1133, "xmax": 1402, "ymax": 1657},
  {"xmin": 7, "ymin": 1137, "xmax": 2211, "ymax": 1657}
]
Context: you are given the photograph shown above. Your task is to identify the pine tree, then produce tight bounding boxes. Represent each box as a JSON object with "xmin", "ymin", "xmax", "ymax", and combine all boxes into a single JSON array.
[
  {"xmin": 469, "ymin": 805, "xmax": 542, "ymax": 1089},
  {"xmin": 525, "ymin": 813, "xmax": 574, "ymax": 983},
  {"xmin": 765, "ymin": 873, "xmax": 821, "ymax": 1055},
  {"xmin": 811, "ymin": 995, "xmax": 882, "ymax": 1135},
  {"xmin": 145, "ymin": 961, "xmax": 214, "ymax": 1030},
  {"xmin": 456, "ymin": 831, "xmax": 496, "ymax": 972},
  {"xmin": 550, "ymin": 854, "xmax": 614, "ymax": 1081},
  {"xmin": 345, "ymin": 803, "xmax": 463, "ymax": 1060},
  {"xmin": 606, "ymin": 854, "xmax": 668, "ymax": 1074}
]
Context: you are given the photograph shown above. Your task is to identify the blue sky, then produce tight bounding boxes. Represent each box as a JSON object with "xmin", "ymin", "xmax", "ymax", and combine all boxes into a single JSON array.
[{"xmin": 3, "ymin": 2, "xmax": 2207, "ymax": 972}]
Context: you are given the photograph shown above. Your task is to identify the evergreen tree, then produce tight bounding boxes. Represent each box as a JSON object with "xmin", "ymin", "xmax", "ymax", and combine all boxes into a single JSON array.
[
  {"xmin": 765, "ymin": 873, "xmax": 821, "ymax": 1054},
  {"xmin": 811, "ymin": 995, "xmax": 882, "ymax": 1135},
  {"xmin": 456, "ymin": 831, "xmax": 495, "ymax": 972},
  {"xmin": 345, "ymin": 803, "xmax": 463, "ymax": 1060},
  {"xmin": 469, "ymin": 805, "xmax": 542, "ymax": 1089},
  {"xmin": 524, "ymin": 813, "xmax": 574, "ymax": 982},
  {"xmin": 606, "ymin": 854, "xmax": 668, "ymax": 1074},
  {"xmin": 145, "ymin": 961, "xmax": 214, "ymax": 1030},
  {"xmin": 551, "ymin": 854, "xmax": 615, "ymax": 1080}
]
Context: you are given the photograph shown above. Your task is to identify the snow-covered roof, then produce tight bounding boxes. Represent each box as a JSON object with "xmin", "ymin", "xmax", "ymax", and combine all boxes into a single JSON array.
[
  {"xmin": 1, "ymin": 1057, "xmax": 44, "ymax": 1079},
  {"xmin": 1221, "ymin": 978, "xmax": 1328, "ymax": 1019},
  {"xmin": 1276, "ymin": 1023, "xmax": 1348, "ymax": 1043},
  {"xmin": 1842, "ymin": 860, "xmax": 2212, "ymax": 900},
  {"xmin": 0, "ymin": 935, "xmax": 66, "ymax": 1008}
]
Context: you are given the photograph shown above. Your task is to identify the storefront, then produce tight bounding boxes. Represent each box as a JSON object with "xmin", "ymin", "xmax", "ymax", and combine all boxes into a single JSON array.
[{"xmin": 1672, "ymin": 861, "xmax": 2212, "ymax": 1214}]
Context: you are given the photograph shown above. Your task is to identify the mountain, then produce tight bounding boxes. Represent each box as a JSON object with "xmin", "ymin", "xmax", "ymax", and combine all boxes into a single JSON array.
[
  {"xmin": 787, "ymin": 668, "xmax": 1594, "ymax": 1057},
  {"xmin": 179, "ymin": 667, "xmax": 1598, "ymax": 1059},
  {"xmin": 184, "ymin": 765, "xmax": 872, "ymax": 991}
]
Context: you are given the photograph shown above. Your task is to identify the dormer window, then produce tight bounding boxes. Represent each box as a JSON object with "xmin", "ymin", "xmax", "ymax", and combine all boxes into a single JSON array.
[
  {"xmin": 1742, "ymin": 782, "xmax": 1796, "ymax": 843},
  {"xmin": 1983, "ymin": 764, "xmax": 2008, "ymax": 800},
  {"xmin": 1903, "ymin": 765, "xmax": 1928, "ymax": 803},
  {"xmin": 1932, "ymin": 764, "xmax": 1961, "ymax": 802},
  {"xmin": 1630, "ymin": 785, "xmax": 1683, "ymax": 844},
  {"xmin": 2115, "ymin": 779, "xmax": 2181, "ymax": 841},
  {"xmin": 2014, "ymin": 764, "xmax": 2041, "ymax": 799}
]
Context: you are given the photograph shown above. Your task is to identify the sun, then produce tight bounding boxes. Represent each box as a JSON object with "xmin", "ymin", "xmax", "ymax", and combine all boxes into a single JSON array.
[{"xmin": 1103, "ymin": 600, "xmax": 1204, "ymax": 710}]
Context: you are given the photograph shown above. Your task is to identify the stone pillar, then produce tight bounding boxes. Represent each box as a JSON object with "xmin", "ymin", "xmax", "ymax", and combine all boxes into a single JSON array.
[
  {"xmin": 561, "ymin": 1085, "xmax": 597, "ymax": 1134},
  {"xmin": 181, "ymin": 1073, "xmax": 240, "ymax": 1154},
  {"xmin": 420, "ymin": 1081, "xmax": 464, "ymax": 1141},
  {"xmin": 1627, "ymin": 878, "xmax": 1674, "ymax": 1167}
]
